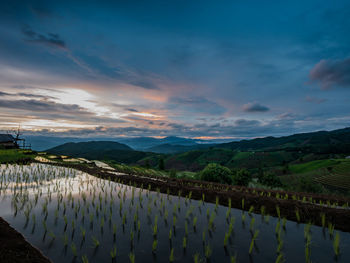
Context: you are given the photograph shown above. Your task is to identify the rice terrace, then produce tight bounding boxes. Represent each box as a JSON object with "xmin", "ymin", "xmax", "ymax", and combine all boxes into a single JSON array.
[
  {"xmin": 1, "ymin": 0, "xmax": 350, "ymax": 262},
  {"xmin": 1, "ymin": 148, "xmax": 350, "ymax": 263}
]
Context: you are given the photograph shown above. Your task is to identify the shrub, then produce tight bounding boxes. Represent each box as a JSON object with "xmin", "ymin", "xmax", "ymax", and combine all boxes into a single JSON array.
[
  {"xmin": 169, "ymin": 169, "xmax": 177, "ymax": 178},
  {"xmin": 232, "ymin": 169, "xmax": 252, "ymax": 186},
  {"xmin": 158, "ymin": 158, "xmax": 165, "ymax": 170},
  {"xmin": 198, "ymin": 163, "xmax": 233, "ymax": 184},
  {"xmin": 297, "ymin": 175, "xmax": 324, "ymax": 193}
]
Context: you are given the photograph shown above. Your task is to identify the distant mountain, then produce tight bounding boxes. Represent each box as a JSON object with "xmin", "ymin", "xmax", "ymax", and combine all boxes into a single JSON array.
[
  {"xmin": 117, "ymin": 136, "xmax": 200, "ymax": 150},
  {"xmin": 46, "ymin": 141, "xmax": 160, "ymax": 164},
  {"xmin": 146, "ymin": 143, "xmax": 214, "ymax": 154}
]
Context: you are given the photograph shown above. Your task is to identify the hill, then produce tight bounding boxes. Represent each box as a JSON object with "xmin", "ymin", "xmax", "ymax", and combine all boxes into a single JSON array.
[
  {"xmin": 46, "ymin": 141, "xmax": 161, "ymax": 164},
  {"xmin": 117, "ymin": 136, "xmax": 200, "ymax": 151},
  {"xmin": 218, "ymin": 127, "xmax": 350, "ymax": 153},
  {"xmin": 45, "ymin": 127, "xmax": 350, "ymax": 173}
]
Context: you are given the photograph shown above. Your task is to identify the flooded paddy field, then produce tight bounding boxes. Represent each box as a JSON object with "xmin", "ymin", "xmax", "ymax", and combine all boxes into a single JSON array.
[{"xmin": 0, "ymin": 163, "xmax": 349, "ymax": 263}]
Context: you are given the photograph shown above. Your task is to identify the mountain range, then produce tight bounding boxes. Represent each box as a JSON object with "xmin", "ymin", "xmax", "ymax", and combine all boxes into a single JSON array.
[{"xmin": 46, "ymin": 127, "xmax": 350, "ymax": 172}]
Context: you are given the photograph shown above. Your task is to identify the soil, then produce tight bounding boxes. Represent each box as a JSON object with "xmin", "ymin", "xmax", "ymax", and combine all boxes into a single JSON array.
[
  {"xmin": 48, "ymin": 161, "xmax": 350, "ymax": 232},
  {"xmin": 0, "ymin": 217, "xmax": 52, "ymax": 263}
]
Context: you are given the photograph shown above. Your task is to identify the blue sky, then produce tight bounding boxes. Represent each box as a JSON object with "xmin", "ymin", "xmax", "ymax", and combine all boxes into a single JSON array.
[{"xmin": 0, "ymin": 0, "xmax": 349, "ymax": 139}]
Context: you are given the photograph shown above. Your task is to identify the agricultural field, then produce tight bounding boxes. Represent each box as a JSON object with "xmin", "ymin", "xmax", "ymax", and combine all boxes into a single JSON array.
[
  {"xmin": 314, "ymin": 160, "xmax": 350, "ymax": 190},
  {"xmin": 0, "ymin": 163, "xmax": 349, "ymax": 262},
  {"xmin": 281, "ymin": 159, "xmax": 350, "ymax": 192}
]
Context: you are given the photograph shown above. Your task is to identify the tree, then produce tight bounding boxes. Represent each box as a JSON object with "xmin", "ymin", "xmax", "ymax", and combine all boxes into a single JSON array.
[
  {"xmin": 158, "ymin": 158, "xmax": 165, "ymax": 170},
  {"xmin": 198, "ymin": 163, "xmax": 233, "ymax": 184},
  {"xmin": 258, "ymin": 172, "xmax": 282, "ymax": 187},
  {"xmin": 232, "ymin": 169, "xmax": 252, "ymax": 186}
]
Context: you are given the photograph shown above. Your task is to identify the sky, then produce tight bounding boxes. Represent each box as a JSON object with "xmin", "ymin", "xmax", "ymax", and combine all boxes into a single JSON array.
[{"xmin": 0, "ymin": 0, "xmax": 350, "ymax": 139}]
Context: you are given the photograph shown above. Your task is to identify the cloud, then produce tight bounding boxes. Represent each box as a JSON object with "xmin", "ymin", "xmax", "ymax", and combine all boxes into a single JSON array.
[
  {"xmin": 234, "ymin": 119, "xmax": 261, "ymax": 126},
  {"xmin": 242, "ymin": 102, "xmax": 270, "ymax": 112},
  {"xmin": 0, "ymin": 91, "xmax": 10, "ymax": 96},
  {"xmin": 0, "ymin": 98, "xmax": 82, "ymax": 112},
  {"xmin": 22, "ymin": 26, "xmax": 66, "ymax": 49},
  {"xmin": 309, "ymin": 58, "xmax": 350, "ymax": 89},
  {"xmin": 0, "ymin": 91, "xmax": 54, "ymax": 100},
  {"xmin": 0, "ymin": 98, "xmax": 127, "ymax": 125},
  {"xmin": 168, "ymin": 96, "xmax": 227, "ymax": 115},
  {"xmin": 277, "ymin": 112, "xmax": 297, "ymax": 120},
  {"xmin": 125, "ymin": 108, "xmax": 139, "ymax": 112},
  {"xmin": 305, "ymin": 96, "xmax": 327, "ymax": 104}
]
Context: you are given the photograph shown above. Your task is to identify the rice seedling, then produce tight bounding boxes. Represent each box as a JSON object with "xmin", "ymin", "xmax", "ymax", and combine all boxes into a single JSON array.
[
  {"xmin": 276, "ymin": 205, "xmax": 281, "ymax": 219},
  {"xmin": 248, "ymin": 205, "xmax": 254, "ymax": 216},
  {"xmin": 295, "ymin": 209, "xmax": 300, "ymax": 223},
  {"xmin": 277, "ymin": 239, "xmax": 283, "ymax": 254},
  {"xmin": 224, "ymin": 232, "xmax": 229, "ymax": 247},
  {"xmin": 333, "ymin": 232, "xmax": 340, "ymax": 257},
  {"xmin": 169, "ymin": 228, "xmax": 172, "ymax": 240},
  {"xmin": 205, "ymin": 244, "xmax": 212, "ymax": 259},
  {"xmin": 320, "ymin": 213, "xmax": 326, "ymax": 228},
  {"xmin": 92, "ymin": 236, "xmax": 100, "ymax": 248},
  {"xmin": 249, "ymin": 230, "xmax": 259, "ymax": 254},
  {"xmin": 282, "ymin": 217, "xmax": 287, "ymax": 230},
  {"xmin": 183, "ymin": 236, "xmax": 187, "ymax": 249},
  {"xmin": 305, "ymin": 234, "xmax": 311, "ymax": 263},
  {"xmin": 152, "ymin": 239, "xmax": 158, "ymax": 253},
  {"xmin": 328, "ymin": 222, "xmax": 334, "ymax": 237},
  {"xmin": 130, "ymin": 230, "xmax": 134, "ymax": 243},
  {"xmin": 275, "ymin": 253, "xmax": 284, "ymax": 263},
  {"xmin": 71, "ymin": 242, "xmax": 77, "ymax": 257},
  {"xmin": 250, "ymin": 217, "xmax": 255, "ymax": 231},
  {"xmin": 82, "ymin": 255, "xmax": 89, "ymax": 263},
  {"xmin": 193, "ymin": 253, "xmax": 200, "ymax": 263},
  {"xmin": 129, "ymin": 252, "xmax": 135, "ymax": 263},
  {"xmin": 169, "ymin": 248, "xmax": 174, "ymax": 262}
]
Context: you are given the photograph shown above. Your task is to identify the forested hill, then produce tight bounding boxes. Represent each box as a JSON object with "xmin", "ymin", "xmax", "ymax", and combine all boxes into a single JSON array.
[{"xmin": 217, "ymin": 127, "xmax": 350, "ymax": 153}]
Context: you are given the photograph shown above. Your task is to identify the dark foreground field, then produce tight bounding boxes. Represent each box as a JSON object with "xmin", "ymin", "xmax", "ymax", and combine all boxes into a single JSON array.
[{"xmin": 0, "ymin": 217, "xmax": 51, "ymax": 263}]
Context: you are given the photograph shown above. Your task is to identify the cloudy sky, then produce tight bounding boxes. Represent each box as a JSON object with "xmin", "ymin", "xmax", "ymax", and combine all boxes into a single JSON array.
[{"xmin": 0, "ymin": 0, "xmax": 349, "ymax": 139}]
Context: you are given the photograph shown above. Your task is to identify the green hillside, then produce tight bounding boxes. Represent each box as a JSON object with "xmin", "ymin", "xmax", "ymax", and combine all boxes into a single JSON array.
[{"xmin": 281, "ymin": 159, "xmax": 350, "ymax": 192}]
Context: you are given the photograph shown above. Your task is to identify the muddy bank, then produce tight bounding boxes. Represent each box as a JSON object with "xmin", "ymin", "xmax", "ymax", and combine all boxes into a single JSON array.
[
  {"xmin": 0, "ymin": 217, "xmax": 51, "ymax": 263},
  {"xmin": 46, "ymin": 162, "xmax": 350, "ymax": 232}
]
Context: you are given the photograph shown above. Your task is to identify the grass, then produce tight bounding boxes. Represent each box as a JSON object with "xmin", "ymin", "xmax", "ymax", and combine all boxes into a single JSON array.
[{"xmin": 0, "ymin": 149, "xmax": 34, "ymax": 163}]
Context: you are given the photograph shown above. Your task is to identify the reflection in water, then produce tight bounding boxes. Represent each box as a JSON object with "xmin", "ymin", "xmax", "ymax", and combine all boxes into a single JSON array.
[{"xmin": 0, "ymin": 163, "xmax": 349, "ymax": 263}]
